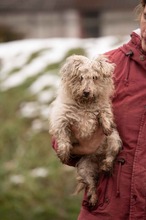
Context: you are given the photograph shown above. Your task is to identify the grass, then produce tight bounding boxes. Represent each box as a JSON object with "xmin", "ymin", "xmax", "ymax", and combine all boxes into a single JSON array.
[
  {"xmin": 25, "ymin": 48, "xmax": 50, "ymax": 65},
  {"xmin": 0, "ymin": 47, "xmax": 85, "ymax": 220}
]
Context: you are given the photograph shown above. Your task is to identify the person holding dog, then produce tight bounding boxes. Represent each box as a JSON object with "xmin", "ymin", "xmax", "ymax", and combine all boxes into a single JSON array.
[{"xmin": 52, "ymin": 0, "xmax": 146, "ymax": 219}]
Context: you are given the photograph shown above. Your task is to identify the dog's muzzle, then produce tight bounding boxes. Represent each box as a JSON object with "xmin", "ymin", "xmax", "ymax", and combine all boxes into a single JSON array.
[
  {"xmin": 80, "ymin": 91, "xmax": 96, "ymax": 104},
  {"xmin": 83, "ymin": 91, "xmax": 90, "ymax": 98}
]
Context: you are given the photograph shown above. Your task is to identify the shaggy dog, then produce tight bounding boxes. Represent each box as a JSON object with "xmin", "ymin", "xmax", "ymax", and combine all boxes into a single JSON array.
[{"xmin": 49, "ymin": 54, "xmax": 122, "ymax": 205}]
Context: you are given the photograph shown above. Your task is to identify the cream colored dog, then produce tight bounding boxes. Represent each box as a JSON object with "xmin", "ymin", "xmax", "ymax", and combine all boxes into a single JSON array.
[{"xmin": 49, "ymin": 54, "xmax": 122, "ymax": 205}]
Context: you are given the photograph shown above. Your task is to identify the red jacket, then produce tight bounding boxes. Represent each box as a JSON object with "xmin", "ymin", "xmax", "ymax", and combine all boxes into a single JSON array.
[
  {"xmin": 77, "ymin": 30, "xmax": 146, "ymax": 220},
  {"xmin": 52, "ymin": 30, "xmax": 146, "ymax": 219}
]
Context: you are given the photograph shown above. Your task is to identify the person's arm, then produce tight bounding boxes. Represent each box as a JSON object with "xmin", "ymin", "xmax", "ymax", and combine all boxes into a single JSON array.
[
  {"xmin": 71, "ymin": 128, "xmax": 105, "ymax": 155},
  {"xmin": 52, "ymin": 137, "xmax": 81, "ymax": 166}
]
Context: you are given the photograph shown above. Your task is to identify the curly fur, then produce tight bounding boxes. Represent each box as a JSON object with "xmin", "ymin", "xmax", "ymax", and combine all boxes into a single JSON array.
[{"xmin": 49, "ymin": 54, "xmax": 122, "ymax": 206}]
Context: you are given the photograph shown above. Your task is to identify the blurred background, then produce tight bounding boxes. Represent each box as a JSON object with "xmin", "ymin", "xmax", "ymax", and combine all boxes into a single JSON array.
[
  {"xmin": 0, "ymin": 0, "xmax": 139, "ymax": 40},
  {"xmin": 0, "ymin": 0, "xmax": 139, "ymax": 219}
]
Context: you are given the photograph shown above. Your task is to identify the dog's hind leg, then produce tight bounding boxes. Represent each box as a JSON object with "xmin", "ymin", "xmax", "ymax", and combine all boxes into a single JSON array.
[{"xmin": 76, "ymin": 156, "xmax": 99, "ymax": 206}]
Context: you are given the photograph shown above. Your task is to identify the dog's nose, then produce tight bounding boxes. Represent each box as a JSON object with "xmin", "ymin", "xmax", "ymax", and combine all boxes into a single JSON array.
[{"xmin": 83, "ymin": 91, "xmax": 90, "ymax": 97}]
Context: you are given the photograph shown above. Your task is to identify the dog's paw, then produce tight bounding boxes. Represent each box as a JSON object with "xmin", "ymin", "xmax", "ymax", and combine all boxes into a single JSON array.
[
  {"xmin": 87, "ymin": 192, "xmax": 98, "ymax": 206},
  {"xmin": 57, "ymin": 143, "xmax": 72, "ymax": 163},
  {"xmin": 100, "ymin": 158, "xmax": 113, "ymax": 172}
]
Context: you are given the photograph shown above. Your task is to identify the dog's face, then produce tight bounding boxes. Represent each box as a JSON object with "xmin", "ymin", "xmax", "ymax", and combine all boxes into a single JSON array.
[{"xmin": 60, "ymin": 55, "xmax": 115, "ymax": 105}]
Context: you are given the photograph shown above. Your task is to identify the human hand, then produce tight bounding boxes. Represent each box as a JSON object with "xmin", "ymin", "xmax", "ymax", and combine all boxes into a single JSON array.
[{"xmin": 71, "ymin": 127, "xmax": 105, "ymax": 155}]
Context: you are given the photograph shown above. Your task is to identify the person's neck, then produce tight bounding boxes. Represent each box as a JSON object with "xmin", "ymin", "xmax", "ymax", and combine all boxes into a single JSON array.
[{"xmin": 133, "ymin": 28, "xmax": 141, "ymax": 36}]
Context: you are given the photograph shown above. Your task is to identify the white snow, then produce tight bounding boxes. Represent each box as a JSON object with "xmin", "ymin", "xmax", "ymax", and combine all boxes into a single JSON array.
[
  {"xmin": 29, "ymin": 73, "xmax": 60, "ymax": 94},
  {"xmin": 0, "ymin": 36, "xmax": 130, "ymax": 131},
  {"xmin": 0, "ymin": 36, "xmax": 129, "ymax": 89}
]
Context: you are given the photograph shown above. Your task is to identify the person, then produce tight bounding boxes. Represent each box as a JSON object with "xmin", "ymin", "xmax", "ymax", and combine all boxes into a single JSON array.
[{"xmin": 52, "ymin": 0, "xmax": 146, "ymax": 219}]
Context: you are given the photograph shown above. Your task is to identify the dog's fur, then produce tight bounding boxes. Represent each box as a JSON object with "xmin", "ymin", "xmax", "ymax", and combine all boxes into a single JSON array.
[{"xmin": 49, "ymin": 54, "xmax": 122, "ymax": 205}]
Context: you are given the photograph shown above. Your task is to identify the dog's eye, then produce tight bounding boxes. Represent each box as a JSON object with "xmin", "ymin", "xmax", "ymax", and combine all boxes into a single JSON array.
[{"xmin": 93, "ymin": 76, "xmax": 98, "ymax": 80}]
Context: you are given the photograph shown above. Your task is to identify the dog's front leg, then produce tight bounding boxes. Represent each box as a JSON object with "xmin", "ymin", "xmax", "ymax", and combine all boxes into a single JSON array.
[
  {"xmin": 56, "ymin": 121, "xmax": 73, "ymax": 163},
  {"xmin": 100, "ymin": 129, "xmax": 122, "ymax": 171},
  {"xmin": 98, "ymin": 104, "xmax": 114, "ymax": 136}
]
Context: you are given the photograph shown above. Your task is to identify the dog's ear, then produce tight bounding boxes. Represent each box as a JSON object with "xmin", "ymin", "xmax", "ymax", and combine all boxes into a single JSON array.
[
  {"xmin": 60, "ymin": 55, "xmax": 87, "ymax": 77},
  {"xmin": 95, "ymin": 55, "xmax": 115, "ymax": 78}
]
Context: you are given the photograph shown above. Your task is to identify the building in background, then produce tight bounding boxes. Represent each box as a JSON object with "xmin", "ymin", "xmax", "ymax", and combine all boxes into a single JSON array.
[
  {"xmin": 0, "ymin": 0, "xmax": 139, "ymax": 41},
  {"xmin": 75, "ymin": 0, "xmax": 139, "ymax": 37}
]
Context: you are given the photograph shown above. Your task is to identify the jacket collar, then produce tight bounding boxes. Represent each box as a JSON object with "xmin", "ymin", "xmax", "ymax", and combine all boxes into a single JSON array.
[{"xmin": 120, "ymin": 29, "xmax": 146, "ymax": 69}]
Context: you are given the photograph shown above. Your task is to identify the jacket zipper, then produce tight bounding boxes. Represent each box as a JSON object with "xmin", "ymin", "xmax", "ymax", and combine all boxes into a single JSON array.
[
  {"xmin": 124, "ymin": 50, "xmax": 134, "ymax": 86},
  {"xmin": 116, "ymin": 158, "xmax": 125, "ymax": 197}
]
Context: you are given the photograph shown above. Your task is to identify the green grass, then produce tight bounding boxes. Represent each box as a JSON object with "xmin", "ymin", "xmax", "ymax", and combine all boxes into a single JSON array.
[
  {"xmin": 0, "ymin": 47, "xmax": 85, "ymax": 220},
  {"xmin": 64, "ymin": 48, "xmax": 86, "ymax": 59},
  {"xmin": 26, "ymin": 48, "xmax": 50, "ymax": 65}
]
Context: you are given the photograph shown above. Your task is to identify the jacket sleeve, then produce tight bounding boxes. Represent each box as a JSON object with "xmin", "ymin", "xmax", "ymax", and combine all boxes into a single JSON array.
[{"xmin": 51, "ymin": 137, "xmax": 82, "ymax": 167}]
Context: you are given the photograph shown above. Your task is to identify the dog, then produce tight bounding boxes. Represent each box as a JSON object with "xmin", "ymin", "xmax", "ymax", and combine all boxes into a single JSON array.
[{"xmin": 49, "ymin": 54, "xmax": 122, "ymax": 206}]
